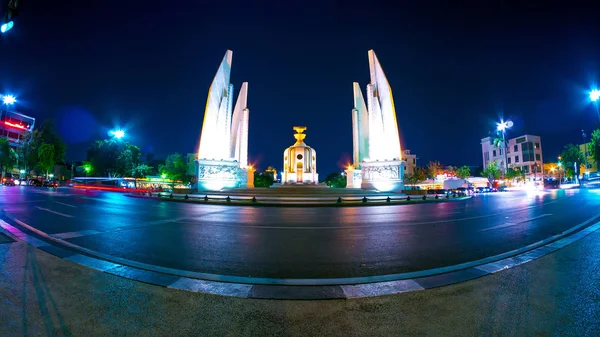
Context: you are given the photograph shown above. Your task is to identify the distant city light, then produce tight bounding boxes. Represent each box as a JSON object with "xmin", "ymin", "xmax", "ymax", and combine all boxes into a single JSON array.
[
  {"xmin": 590, "ymin": 89, "xmax": 600, "ymax": 102},
  {"xmin": 110, "ymin": 129, "xmax": 125, "ymax": 139},
  {"xmin": 2, "ymin": 95, "xmax": 16, "ymax": 105}
]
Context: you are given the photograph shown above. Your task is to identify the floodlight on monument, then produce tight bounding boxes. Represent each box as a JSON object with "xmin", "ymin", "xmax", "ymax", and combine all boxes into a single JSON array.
[
  {"xmin": 2, "ymin": 94, "xmax": 16, "ymax": 105},
  {"xmin": 590, "ymin": 89, "xmax": 600, "ymax": 102}
]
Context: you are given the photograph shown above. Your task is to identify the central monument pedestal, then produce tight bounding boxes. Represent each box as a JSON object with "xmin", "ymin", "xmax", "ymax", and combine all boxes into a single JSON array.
[{"xmin": 360, "ymin": 160, "xmax": 404, "ymax": 192}]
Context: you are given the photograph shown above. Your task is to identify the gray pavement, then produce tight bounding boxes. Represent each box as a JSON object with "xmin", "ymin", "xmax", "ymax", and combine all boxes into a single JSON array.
[{"xmin": 1, "ymin": 223, "xmax": 599, "ymax": 336}]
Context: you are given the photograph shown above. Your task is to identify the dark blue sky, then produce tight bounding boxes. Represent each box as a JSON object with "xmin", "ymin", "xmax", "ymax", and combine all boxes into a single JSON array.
[{"xmin": 1, "ymin": 1, "xmax": 599, "ymax": 174}]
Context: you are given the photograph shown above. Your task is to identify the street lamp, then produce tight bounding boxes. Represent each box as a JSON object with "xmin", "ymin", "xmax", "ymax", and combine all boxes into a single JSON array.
[
  {"xmin": 2, "ymin": 94, "xmax": 16, "ymax": 105},
  {"xmin": 590, "ymin": 89, "xmax": 600, "ymax": 122},
  {"xmin": 109, "ymin": 129, "xmax": 125, "ymax": 139},
  {"xmin": 496, "ymin": 119, "xmax": 513, "ymax": 176}
]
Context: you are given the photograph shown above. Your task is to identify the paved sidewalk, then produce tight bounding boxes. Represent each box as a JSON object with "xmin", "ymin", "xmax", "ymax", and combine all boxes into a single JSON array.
[{"xmin": 1, "ymin": 230, "xmax": 600, "ymax": 336}]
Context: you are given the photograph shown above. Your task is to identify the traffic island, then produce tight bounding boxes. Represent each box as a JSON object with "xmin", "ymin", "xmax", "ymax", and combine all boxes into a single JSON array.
[{"xmin": 126, "ymin": 191, "xmax": 471, "ymax": 207}]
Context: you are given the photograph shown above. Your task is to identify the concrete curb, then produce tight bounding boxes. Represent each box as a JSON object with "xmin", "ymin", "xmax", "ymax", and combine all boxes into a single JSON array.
[{"xmin": 1, "ymin": 210, "xmax": 599, "ymax": 300}]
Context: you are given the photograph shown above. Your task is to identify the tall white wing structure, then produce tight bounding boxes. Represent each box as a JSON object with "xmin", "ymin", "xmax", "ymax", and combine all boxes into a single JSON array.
[
  {"xmin": 196, "ymin": 50, "xmax": 252, "ymax": 191},
  {"xmin": 348, "ymin": 50, "xmax": 404, "ymax": 192}
]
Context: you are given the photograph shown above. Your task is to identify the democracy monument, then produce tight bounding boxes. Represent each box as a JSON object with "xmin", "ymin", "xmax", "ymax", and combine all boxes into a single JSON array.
[{"xmin": 196, "ymin": 49, "xmax": 404, "ymax": 192}]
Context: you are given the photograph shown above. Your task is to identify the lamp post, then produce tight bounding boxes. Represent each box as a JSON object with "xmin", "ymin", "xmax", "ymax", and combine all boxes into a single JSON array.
[
  {"xmin": 496, "ymin": 120, "xmax": 513, "ymax": 177},
  {"xmin": 590, "ymin": 89, "xmax": 600, "ymax": 123}
]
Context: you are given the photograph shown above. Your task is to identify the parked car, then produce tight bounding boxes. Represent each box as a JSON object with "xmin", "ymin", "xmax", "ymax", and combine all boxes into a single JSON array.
[{"xmin": 43, "ymin": 180, "xmax": 59, "ymax": 188}]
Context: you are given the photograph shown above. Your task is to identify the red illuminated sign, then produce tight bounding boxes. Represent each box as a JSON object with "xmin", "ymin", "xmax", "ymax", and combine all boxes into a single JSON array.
[{"xmin": 4, "ymin": 121, "xmax": 26, "ymax": 129}]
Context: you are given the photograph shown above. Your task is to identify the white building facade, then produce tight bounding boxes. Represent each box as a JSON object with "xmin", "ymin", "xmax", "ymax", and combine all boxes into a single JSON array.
[
  {"xmin": 403, "ymin": 149, "xmax": 417, "ymax": 175},
  {"xmin": 481, "ymin": 134, "xmax": 543, "ymax": 180}
]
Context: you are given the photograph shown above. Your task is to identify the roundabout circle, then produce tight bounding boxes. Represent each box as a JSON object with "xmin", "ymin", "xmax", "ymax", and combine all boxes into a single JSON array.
[{"xmin": 1, "ymin": 188, "xmax": 600, "ymax": 299}]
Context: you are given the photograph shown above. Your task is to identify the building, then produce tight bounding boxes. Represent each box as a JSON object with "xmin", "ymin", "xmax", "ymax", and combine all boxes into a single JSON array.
[
  {"xmin": 403, "ymin": 149, "xmax": 416, "ymax": 175},
  {"xmin": 579, "ymin": 143, "xmax": 598, "ymax": 178},
  {"xmin": 282, "ymin": 126, "xmax": 318, "ymax": 184},
  {"xmin": 346, "ymin": 50, "xmax": 405, "ymax": 192},
  {"xmin": 0, "ymin": 108, "xmax": 35, "ymax": 150},
  {"xmin": 481, "ymin": 134, "xmax": 543, "ymax": 180}
]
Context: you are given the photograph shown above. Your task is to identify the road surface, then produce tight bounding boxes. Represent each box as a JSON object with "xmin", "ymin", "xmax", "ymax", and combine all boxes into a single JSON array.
[{"xmin": 1, "ymin": 186, "xmax": 599, "ymax": 279}]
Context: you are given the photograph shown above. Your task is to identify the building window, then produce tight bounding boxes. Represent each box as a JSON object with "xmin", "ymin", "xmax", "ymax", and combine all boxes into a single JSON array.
[
  {"xmin": 535, "ymin": 154, "xmax": 540, "ymax": 161},
  {"xmin": 484, "ymin": 152, "xmax": 489, "ymax": 162},
  {"xmin": 523, "ymin": 165, "xmax": 529, "ymax": 173},
  {"xmin": 508, "ymin": 157, "xmax": 512, "ymax": 164},
  {"xmin": 516, "ymin": 137, "xmax": 526, "ymax": 144},
  {"xmin": 514, "ymin": 145, "xmax": 518, "ymax": 152},
  {"xmin": 493, "ymin": 150, "xmax": 496, "ymax": 157},
  {"xmin": 534, "ymin": 143, "xmax": 540, "ymax": 149},
  {"xmin": 515, "ymin": 156, "xmax": 519, "ymax": 163},
  {"xmin": 500, "ymin": 148, "xmax": 503, "ymax": 155},
  {"xmin": 297, "ymin": 154, "xmax": 303, "ymax": 160},
  {"xmin": 412, "ymin": 158, "xmax": 416, "ymax": 164}
]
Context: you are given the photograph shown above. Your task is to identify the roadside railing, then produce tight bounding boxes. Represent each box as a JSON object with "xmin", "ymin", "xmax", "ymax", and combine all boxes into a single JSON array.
[{"xmin": 129, "ymin": 191, "xmax": 468, "ymax": 205}]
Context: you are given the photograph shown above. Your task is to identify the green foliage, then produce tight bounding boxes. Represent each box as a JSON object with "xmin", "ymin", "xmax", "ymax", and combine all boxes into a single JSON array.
[
  {"xmin": 560, "ymin": 144, "xmax": 586, "ymax": 182},
  {"xmin": 17, "ymin": 130, "xmax": 42, "ymax": 174},
  {"xmin": 254, "ymin": 172, "xmax": 274, "ymax": 187},
  {"xmin": 482, "ymin": 161, "xmax": 501, "ymax": 186},
  {"xmin": 86, "ymin": 139, "xmax": 142, "ymax": 177},
  {"xmin": 427, "ymin": 161, "xmax": 441, "ymax": 179},
  {"xmin": 131, "ymin": 164, "xmax": 154, "ymax": 178},
  {"xmin": 405, "ymin": 167, "xmax": 427, "ymax": 185},
  {"xmin": 590, "ymin": 129, "xmax": 600, "ymax": 165},
  {"xmin": 455, "ymin": 165, "xmax": 471, "ymax": 179},
  {"xmin": 0, "ymin": 138, "xmax": 18, "ymax": 176},
  {"xmin": 505, "ymin": 168, "xmax": 517, "ymax": 182},
  {"xmin": 39, "ymin": 120, "xmax": 66, "ymax": 163},
  {"xmin": 323, "ymin": 172, "xmax": 347, "ymax": 188},
  {"xmin": 158, "ymin": 153, "xmax": 190, "ymax": 184},
  {"xmin": 37, "ymin": 143, "xmax": 55, "ymax": 177}
]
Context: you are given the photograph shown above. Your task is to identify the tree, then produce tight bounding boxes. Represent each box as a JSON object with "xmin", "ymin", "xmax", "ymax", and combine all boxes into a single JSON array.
[
  {"xmin": 323, "ymin": 172, "xmax": 347, "ymax": 188},
  {"xmin": 131, "ymin": 164, "xmax": 153, "ymax": 178},
  {"xmin": 0, "ymin": 138, "xmax": 18, "ymax": 178},
  {"xmin": 254, "ymin": 173, "xmax": 274, "ymax": 187},
  {"xmin": 427, "ymin": 161, "xmax": 442, "ymax": 179},
  {"xmin": 86, "ymin": 139, "xmax": 142, "ymax": 177},
  {"xmin": 455, "ymin": 166, "xmax": 471, "ymax": 179},
  {"xmin": 590, "ymin": 129, "xmax": 600, "ymax": 168},
  {"xmin": 405, "ymin": 167, "xmax": 427, "ymax": 185},
  {"xmin": 37, "ymin": 143, "xmax": 55, "ymax": 178},
  {"xmin": 481, "ymin": 161, "xmax": 501, "ymax": 187},
  {"xmin": 39, "ymin": 120, "xmax": 66, "ymax": 164},
  {"xmin": 17, "ymin": 130, "xmax": 42, "ymax": 176},
  {"xmin": 158, "ymin": 153, "xmax": 190, "ymax": 184},
  {"xmin": 560, "ymin": 144, "xmax": 586, "ymax": 184},
  {"xmin": 505, "ymin": 168, "xmax": 517, "ymax": 184}
]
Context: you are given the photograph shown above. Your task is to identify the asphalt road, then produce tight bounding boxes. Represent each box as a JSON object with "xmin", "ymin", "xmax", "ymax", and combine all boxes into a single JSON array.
[{"xmin": 1, "ymin": 186, "xmax": 599, "ymax": 279}]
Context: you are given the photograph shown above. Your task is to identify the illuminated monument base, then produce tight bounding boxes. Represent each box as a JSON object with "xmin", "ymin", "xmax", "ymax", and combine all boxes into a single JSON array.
[
  {"xmin": 196, "ymin": 159, "xmax": 254, "ymax": 191},
  {"xmin": 353, "ymin": 160, "xmax": 405, "ymax": 192}
]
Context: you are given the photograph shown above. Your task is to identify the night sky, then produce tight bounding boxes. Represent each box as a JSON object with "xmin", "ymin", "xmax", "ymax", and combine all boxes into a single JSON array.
[{"xmin": 1, "ymin": 1, "xmax": 599, "ymax": 175}]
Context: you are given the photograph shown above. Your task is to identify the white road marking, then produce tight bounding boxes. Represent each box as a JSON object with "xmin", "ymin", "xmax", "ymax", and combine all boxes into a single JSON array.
[
  {"xmin": 34, "ymin": 206, "xmax": 74, "ymax": 218},
  {"xmin": 53, "ymin": 230, "xmax": 101, "ymax": 239},
  {"xmin": 54, "ymin": 201, "xmax": 77, "ymax": 208},
  {"xmin": 480, "ymin": 214, "xmax": 553, "ymax": 232}
]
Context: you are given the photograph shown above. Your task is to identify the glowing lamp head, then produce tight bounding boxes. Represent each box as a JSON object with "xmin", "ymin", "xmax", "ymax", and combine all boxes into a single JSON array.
[
  {"xmin": 590, "ymin": 89, "xmax": 600, "ymax": 102},
  {"xmin": 161, "ymin": 174, "xmax": 166, "ymax": 179},
  {"xmin": 0, "ymin": 21, "xmax": 14, "ymax": 34},
  {"xmin": 496, "ymin": 120, "xmax": 513, "ymax": 131},
  {"xmin": 110, "ymin": 129, "xmax": 125, "ymax": 139},
  {"xmin": 2, "ymin": 95, "xmax": 16, "ymax": 105},
  {"xmin": 19, "ymin": 169, "xmax": 25, "ymax": 174}
]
